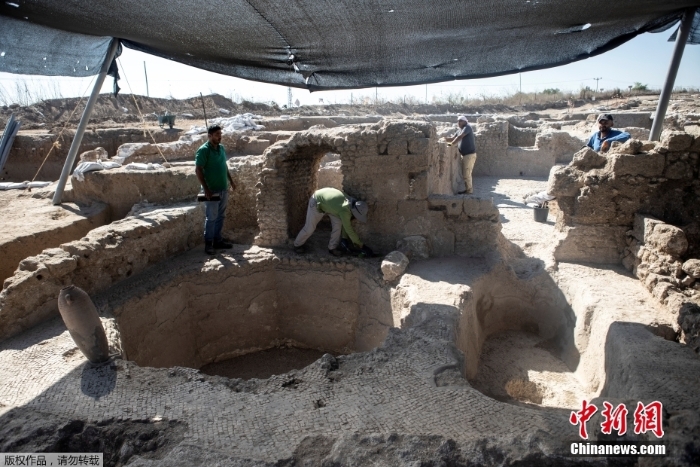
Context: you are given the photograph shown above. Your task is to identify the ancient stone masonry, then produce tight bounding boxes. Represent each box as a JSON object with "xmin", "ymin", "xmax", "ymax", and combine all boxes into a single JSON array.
[
  {"xmin": 473, "ymin": 120, "xmax": 584, "ymax": 178},
  {"xmin": 548, "ymin": 131, "xmax": 700, "ymax": 264},
  {"xmin": 71, "ymin": 166, "xmax": 201, "ymax": 220},
  {"xmin": 114, "ymin": 130, "xmax": 293, "ymax": 164},
  {"xmin": 624, "ymin": 214, "xmax": 700, "ymax": 352},
  {"xmin": 101, "ymin": 247, "xmax": 392, "ymax": 369},
  {"xmin": 0, "ymin": 203, "xmax": 203, "ymax": 342},
  {"xmin": 70, "ymin": 157, "xmax": 262, "ymax": 243},
  {"xmin": 3, "ymin": 128, "xmax": 179, "ymax": 181},
  {"xmin": 254, "ymin": 120, "xmax": 502, "ymax": 256}
]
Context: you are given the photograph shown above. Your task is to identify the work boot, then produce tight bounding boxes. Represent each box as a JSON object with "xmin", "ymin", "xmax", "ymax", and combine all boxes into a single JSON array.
[
  {"xmin": 214, "ymin": 238, "xmax": 233, "ymax": 249},
  {"xmin": 205, "ymin": 241, "xmax": 216, "ymax": 255},
  {"xmin": 294, "ymin": 244, "xmax": 308, "ymax": 254},
  {"xmin": 329, "ymin": 248, "xmax": 343, "ymax": 257}
]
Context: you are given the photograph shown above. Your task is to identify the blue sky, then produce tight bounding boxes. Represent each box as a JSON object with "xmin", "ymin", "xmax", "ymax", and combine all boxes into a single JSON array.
[{"xmin": 1, "ymin": 28, "xmax": 698, "ymax": 107}]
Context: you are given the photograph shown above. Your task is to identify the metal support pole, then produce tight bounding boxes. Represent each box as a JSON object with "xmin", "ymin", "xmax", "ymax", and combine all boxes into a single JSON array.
[
  {"xmin": 649, "ymin": 8, "xmax": 696, "ymax": 141},
  {"xmin": 143, "ymin": 61, "xmax": 149, "ymax": 97},
  {"xmin": 53, "ymin": 39, "xmax": 120, "ymax": 205}
]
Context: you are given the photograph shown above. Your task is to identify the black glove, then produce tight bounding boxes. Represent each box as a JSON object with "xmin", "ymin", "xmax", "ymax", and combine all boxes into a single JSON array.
[{"xmin": 360, "ymin": 245, "xmax": 374, "ymax": 257}]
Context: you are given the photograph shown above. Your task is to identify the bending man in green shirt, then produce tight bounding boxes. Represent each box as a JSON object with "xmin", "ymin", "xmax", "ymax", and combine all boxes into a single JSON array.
[{"xmin": 294, "ymin": 187, "xmax": 372, "ymax": 257}]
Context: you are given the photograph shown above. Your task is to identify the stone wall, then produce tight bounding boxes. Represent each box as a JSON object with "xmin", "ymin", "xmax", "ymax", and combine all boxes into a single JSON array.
[
  {"xmin": 254, "ymin": 120, "xmax": 502, "ymax": 256},
  {"xmin": 3, "ymin": 128, "xmax": 179, "ymax": 182},
  {"xmin": 0, "ymin": 203, "xmax": 203, "ymax": 342},
  {"xmin": 70, "ymin": 158, "xmax": 261, "ymax": 242},
  {"xmin": 105, "ymin": 249, "xmax": 392, "ymax": 369},
  {"xmin": 114, "ymin": 130, "xmax": 293, "ymax": 163},
  {"xmin": 473, "ymin": 121, "xmax": 584, "ymax": 178},
  {"xmin": 508, "ymin": 125, "xmax": 537, "ymax": 147},
  {"xmin": 549, "ymin": 132, "xmax": 700, "ymax": 264},
  {"xmin": 623, "ymin": 214, "xmax": 700, "ymax": 352},
  {"xmin": 71, "ymin": 166, "xmax": 201, "ymax": 220}
]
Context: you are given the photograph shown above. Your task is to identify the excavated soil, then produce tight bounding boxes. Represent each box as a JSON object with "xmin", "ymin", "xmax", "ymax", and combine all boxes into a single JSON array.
[{"xmin": 200, "ymin": 347, "xmax": 330, "ymax": 380}]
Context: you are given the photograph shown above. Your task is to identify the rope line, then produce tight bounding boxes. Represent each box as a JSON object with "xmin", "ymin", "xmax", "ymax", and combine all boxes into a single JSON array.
[
  {"xmin": 117, "ymin": 57, "xmax": 170, "ymax": 166},
  {"xmin": 29, "ymin": 75, "xmax": 97, "ymax": 186}
]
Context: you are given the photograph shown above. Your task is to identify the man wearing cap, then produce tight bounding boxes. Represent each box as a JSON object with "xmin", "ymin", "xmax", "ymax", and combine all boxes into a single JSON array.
[
  {"xmin": 447, "ymin": 116, "xmax": 477, "ymax": 194},
  {"xmin": 587, "ymin": 113, "xmax": 630, "ymax": 153},
  {"xmin": 294, "ymin": 187, "xmax": 373, "ymax": 257}
]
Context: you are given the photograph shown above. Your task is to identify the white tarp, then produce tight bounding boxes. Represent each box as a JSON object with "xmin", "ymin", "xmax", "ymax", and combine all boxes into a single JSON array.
[{"xmin": 185, "ymin": 113, "xmax": 265, "ymax": 135}]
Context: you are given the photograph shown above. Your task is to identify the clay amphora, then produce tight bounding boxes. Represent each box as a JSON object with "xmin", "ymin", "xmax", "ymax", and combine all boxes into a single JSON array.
[{"xmin": 57, "ymin": 285, "xmax": 110, "ymax": 363}]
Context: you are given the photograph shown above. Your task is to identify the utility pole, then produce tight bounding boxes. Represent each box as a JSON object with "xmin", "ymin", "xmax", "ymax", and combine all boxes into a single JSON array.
[
  {"xmin": 143, "ymin": 61, "xmax": 149, "ymax": 97},
  {"xmin": 425, "ymin": 84, "xmax": 428, "ymax": 104},
  {"xmin": 593, "ymin": 77, "xmax": 602, "ymax": 93},
  {"xmin": 287, "ymin": 87, "xmax": 292, "ymax": 108}
]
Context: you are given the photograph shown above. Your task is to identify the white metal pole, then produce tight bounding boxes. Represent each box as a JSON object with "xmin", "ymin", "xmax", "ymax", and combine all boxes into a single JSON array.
[
  {"xmin": 53, "ymin": 39, "xmax": 120, "ymax": 205},
  {"xmin": 649, "ymin": 8, "xmax": 696, "ymax": 141}
]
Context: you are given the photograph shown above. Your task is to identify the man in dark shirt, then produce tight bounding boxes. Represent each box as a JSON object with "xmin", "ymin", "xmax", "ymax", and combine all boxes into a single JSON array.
[
  {"xmin": 448, "ymin": 115, "xmax": 477, "ymax": 194},
  {"xmin": 587, "ymin": 113, "xmax": 631, "ymax": 152},
  {"xmin": 195, "ymin": 125, "xmax": 236, "ymax": 255}
]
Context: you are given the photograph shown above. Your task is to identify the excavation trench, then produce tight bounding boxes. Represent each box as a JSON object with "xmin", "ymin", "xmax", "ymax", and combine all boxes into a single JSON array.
[
  {"xmin": 111, "ymin": 252, "xmax": 630, "ymax": 408},
  {"xmin": 111, "ymin": 256, "xmax": 394, "ymax": 378}
]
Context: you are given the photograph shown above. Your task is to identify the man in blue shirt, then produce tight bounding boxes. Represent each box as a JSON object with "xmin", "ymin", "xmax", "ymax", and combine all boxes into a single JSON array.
[
  {"xmin": 447, "ymin": 115, "xmax": 477, "ymax": 194},
  {"xmin": 587, "ymin": 113, "xmax": 630, "ymax": 152}
]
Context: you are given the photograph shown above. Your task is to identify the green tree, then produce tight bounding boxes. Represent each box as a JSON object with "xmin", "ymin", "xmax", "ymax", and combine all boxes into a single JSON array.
[
  {"xmin": 542, "ymin": 88, "xmax": 560, "ymax": 95},
  {"xmin": 631, "ymin": 82, "xmax": 648, "ymax": 91}
]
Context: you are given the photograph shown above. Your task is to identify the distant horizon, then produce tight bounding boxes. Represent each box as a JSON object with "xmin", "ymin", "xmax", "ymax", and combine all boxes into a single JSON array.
[{"xmin": 1, "ymin": 29, "xmax": 698, "ymax": 108}]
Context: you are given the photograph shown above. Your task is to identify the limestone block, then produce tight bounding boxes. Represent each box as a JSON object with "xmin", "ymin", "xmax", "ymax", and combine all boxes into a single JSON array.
[
  {"xmin": 400, "ymin": 154, "xmax": 431, "ymax": 173},
  {"xmin": 79, "ymin": 146, "xmax": 109, "ymax": 162},
  {"xmin": 661, "ymin": 131, "xmax": 694, "ymax": 152},
  {"xmin": 397, "ymin": 200, "xmax": 428, "ymax": 221},
  {"xmin": 535, "ymin": 131, "xmax": 585, "ymax": 163},
  {"xmin": 633, "ymin": 214, "xmax": 664, "ymax": 243},
  {"xmin": 463, "ymin": 197, "xmax": 498, "ymax": 221},
  {"xmin": 683, "ymin": 259, "xmax": 700, "ymax": 279},
  {"xmin": 368, "ymin": 173, "xmax": 410, "ymax": 201},
  {"xmin": 430, "ymin": 230, "xmax": 455, "ymax": 257},
  {"xmin": 401, "ymin": 215, "xmax": 433, "ymax": 237},
  {"xmin": 381, "ymin": 251, "xmax": 409, "ymax": 281},
  {"xmin": 624, "ymin": 127, "xmax": 652, "ymax": 141},
  {"xmin": 609, "ymin": 139, "xmax": 643, "ymax": 155},
  {"xmin": 408, "ymin": 138, "xmax": 430, "ymax": 155},
  {"xmin": 397, "ymin": 236, "xmax": 429, "ymax": 259},
  {"xmin": 652, "ymin": 281, "xmax": 675, "ymax": 301},
  {"xmin": 387, "ymin": 140, "xmax": 408, "ymax": 156},
  {"xmin": 115, "ymin": 142, "xmax": 153, "ymax": 161},
  {"xmin": 664, "ymin": 160, "xmax": 693, "ymax": 180},
  {"xmin": 427, "ymin": 195, "xmax": 463, "ymax": 217},
  {"xmin": 609, "ymin": 153, "xmax": 666, "ymax": 178},
  {"xmin": 408, "ymin": 171, "xmax": 428, "ymax": 199},
  {"xmin": 571, "ymin": 147, "xmax": 606, "ymax": 170},
  {"xmin": 553, "ymin": 225, "xmax": 627, "ymax": 264},
  {"xmin": 648, "ymin": 224, "xmax": 688, "ymax": 257},
  {"xmin": 573, "ymin": 186, "xmax": 618, "ymax": 225},
  {"xmin": 547, "ymin": 166, "xmax": 583, "ymax": 197}
]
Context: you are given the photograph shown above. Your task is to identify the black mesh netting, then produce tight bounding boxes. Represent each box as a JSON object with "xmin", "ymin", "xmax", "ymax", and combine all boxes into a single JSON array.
[{"xmin": 0, "ymin": 0, "xmax": 698, "ymax": 90}]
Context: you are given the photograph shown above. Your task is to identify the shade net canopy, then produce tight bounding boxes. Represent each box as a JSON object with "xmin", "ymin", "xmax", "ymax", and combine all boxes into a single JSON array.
[{"xmin": 0, "ymin": 0, "xmax": 699, "ymax": 91}]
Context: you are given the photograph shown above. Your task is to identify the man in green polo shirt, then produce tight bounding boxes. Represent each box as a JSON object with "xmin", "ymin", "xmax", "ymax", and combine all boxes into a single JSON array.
[
  {"xmin": 195, "ymin": 124, "xmax": 236, "ymax": 255},
  {"xmin": 293, "ymin": 187, "xmax": 373, "ymax": 257}
]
